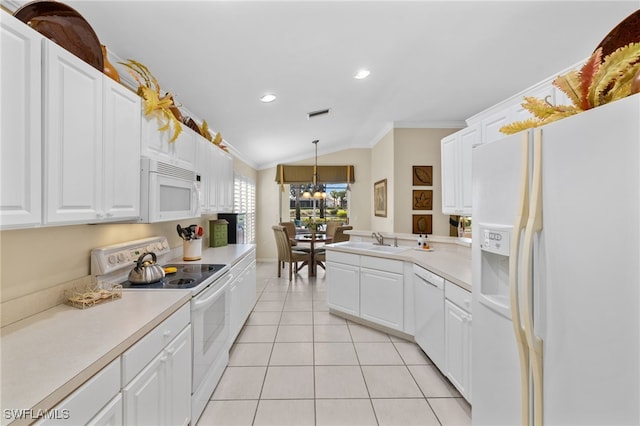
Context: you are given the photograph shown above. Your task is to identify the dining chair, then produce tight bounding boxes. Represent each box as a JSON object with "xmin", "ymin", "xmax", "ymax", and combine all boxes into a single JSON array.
[
  {"xmin": 315, "ymin": 249, "xmax": 326, "ymax": 272},
  {"xmin": 325, "ymin": 221, "xmax": 342, "ymax": 239},
  {"xmin": 272, "ymin": 225, "xmax": 310, "ymax": 281},
  {"xmin": 279, "ymin": 221, "xmax": 310, "ymax": 255},
  {"xmin": 332, "ymin": 225, "xmax": 353, "ymax": 243}
]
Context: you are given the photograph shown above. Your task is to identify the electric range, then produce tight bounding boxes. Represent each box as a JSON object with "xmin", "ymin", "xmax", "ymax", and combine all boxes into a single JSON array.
[{"xmin": 90, "ymin": 236, "xmax": 230, "ymax": 295}]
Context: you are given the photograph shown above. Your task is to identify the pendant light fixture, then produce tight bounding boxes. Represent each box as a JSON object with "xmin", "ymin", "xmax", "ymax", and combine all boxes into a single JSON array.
[{"xmin": 302, "ymin": 140, "xmax": 326, "ymax": 199}]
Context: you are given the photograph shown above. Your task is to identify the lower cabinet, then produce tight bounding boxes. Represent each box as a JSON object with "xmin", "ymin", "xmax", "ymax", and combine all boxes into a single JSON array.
[
  {"xmin": 326, "ymin": 252, "xmax": 404, "ymax": 332},
  {"xmin": 360, "ymin": 266, "xmax": 403, "ymax": 331},
  {"xmin": 88, "ymin": 394, "xmax": 122, "ymax": 426},
  {"xmin": 37, "ymin": 359, "xmax": 121, "ymax": 425},
  {"xmin": 326, "ymin": 252, "xmax": 360, "ymax": 316},
  {"xmin": 444, "ymin": 282, "xmax": 472, "ymax": 402},
  {"xmin": 229, "ymin": 249, "xmax": 257, "ymax": 344},
  {"xmin": 123, "ymin": 324, "xmax": 191, "ymax": 426}
]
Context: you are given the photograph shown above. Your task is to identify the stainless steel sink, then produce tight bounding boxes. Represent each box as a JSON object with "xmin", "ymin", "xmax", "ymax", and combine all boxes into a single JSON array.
[{"xmin": 329, "ymin": 241, "xmax": 411, "ymax": 254}]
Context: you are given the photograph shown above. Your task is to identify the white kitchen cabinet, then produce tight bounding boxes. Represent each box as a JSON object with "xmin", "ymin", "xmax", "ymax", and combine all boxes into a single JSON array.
[
  {"xmin": 37, "ymin": 358, "xmax": 121, "ymax": 425},
  {"xmin": 43, "ymin": 39, "xmax": 103, "ymax": 224},
  {"xmin": 444, "ymin": 282, "xmax": 472, "ymax": 402},
  {"xmin": 102, "ymin": 77, "xmax": 142, "ymax": 220},
  {"xmin": 43, "ymin": 40, "xmax": 141, "ymax": 225},
  {"xmin": 359, "ymin": 257, "xmax": 404, "ymax": 331},
  {"xmin": 229, "ymin": 249, "xmax": 257, "ymax": 344},
  {"xmin": 87, "ymin": 394, "xmax": 123, "ymax": 426},
  {"xmin": 326, "ymin": 251, "xmax": 361, "ymax": 316},
  {"xmin": 123, "ymin": 324, "xmax": 191, "ymax": 426},
  {"xmin": 441, "ymin": 124, "xmax": 478, "ymax": 215},
  {"xmin": 141, "ymin": 114, "xmax": 196, "ymax": 172},
  {"xmin": 0, "ymin": 15, "xmax": 43, "ymax": 229},
  {"xmin": 197, "ymin": 138, "xmax": 234, "ymax": 213}
]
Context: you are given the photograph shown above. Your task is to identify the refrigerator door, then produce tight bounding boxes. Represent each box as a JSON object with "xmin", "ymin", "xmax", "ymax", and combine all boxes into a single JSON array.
[
  {"xmin": 472, "ymin": 134, "xmax": 527, "ymax": 425},
  {"xmin": 538, "ymin": 94, "xmax": 640, "ymax": 425}
]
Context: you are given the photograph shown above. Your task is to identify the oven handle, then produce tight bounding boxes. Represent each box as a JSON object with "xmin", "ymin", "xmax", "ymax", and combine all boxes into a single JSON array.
[{"xmin": 192, "ymin": 273, "xmax": 233, "ymax": 311}]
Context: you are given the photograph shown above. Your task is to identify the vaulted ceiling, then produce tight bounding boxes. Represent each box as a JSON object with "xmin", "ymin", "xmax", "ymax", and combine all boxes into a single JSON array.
[{"xmin": 40, "ymin": 1, "xmax": 640, "ymax": 168}]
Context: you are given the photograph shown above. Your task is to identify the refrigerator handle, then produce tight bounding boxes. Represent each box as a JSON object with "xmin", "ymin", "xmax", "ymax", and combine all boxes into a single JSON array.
[
  {"xmin": 522, "ymin": 129, "xmax": 544, "ymax": 426},
  {"xmin": 510, "ymin": 132, "xmax": 532, "ymax": 426}
]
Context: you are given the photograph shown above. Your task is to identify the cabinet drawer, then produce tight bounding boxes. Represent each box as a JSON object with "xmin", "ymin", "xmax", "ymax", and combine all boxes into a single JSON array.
[
  {"xmin": 326, "ymin": 251, "xmax": 360, "ymax": 266},
  {"xmin": 36, "ymin": 358, "xmax": 121, "ymax": 425},
  {"xmin": 231, "ymin": 249, "xmax": 256, "ymax": 275},
  {"xmin": 445, "ymin": 281, "xmax": 472, "ymax": 313},
  {"xmin": 122, "ymin": 303, "xmax": 190, "ymax": 384},
  {"xmin": 360, "ymin": 256, "xmax": 403, "ymax": 274}
]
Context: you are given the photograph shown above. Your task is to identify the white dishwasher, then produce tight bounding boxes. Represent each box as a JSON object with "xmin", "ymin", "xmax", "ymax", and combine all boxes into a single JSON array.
[{"xmin": 413, "ymin": 264, "xmax": 445, "ymax": 370}]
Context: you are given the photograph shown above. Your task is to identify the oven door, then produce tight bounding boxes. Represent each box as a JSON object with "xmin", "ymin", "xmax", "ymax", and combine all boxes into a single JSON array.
[
  {"xmin": 144, "ymin": 172, "xmax": 201, "ymax": 223},
  {"xmin": 191, "ymin": 273, "xmax": 231, "ymax": 393}
]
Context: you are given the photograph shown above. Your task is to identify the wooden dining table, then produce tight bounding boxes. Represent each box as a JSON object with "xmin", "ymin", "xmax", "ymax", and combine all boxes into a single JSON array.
[{"xmin": 293, "ymin": 233, "xmax": 332, "ymax": 277}]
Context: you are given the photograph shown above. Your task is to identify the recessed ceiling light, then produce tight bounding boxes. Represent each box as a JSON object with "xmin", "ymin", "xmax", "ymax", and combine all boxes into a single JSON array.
[
  {"xmin": 260, "ymin": 93, "xmax": 277, "ymax": 103},
  {"xmin": 354, "ymin": 69, "xmax": 370, "ymax": 80}
]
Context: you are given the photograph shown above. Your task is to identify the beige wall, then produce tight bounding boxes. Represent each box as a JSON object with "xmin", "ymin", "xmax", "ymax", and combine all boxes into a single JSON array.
[
  {"xmin": 371, "ymin": 129, "xmax": 395, "ymax": 233},
  {"xmin": 393, "ymin": 128, "xmax": 458, "ymax": 236},
  {"xmin": 256, "ymin": 148, "xmax": 371, "ymax": 260}
]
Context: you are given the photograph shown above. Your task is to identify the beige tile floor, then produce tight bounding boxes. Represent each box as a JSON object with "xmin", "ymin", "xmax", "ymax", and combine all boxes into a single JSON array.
[{"xmin": 197, "ymin": 261, "xmax": 471, "ymax": 426}]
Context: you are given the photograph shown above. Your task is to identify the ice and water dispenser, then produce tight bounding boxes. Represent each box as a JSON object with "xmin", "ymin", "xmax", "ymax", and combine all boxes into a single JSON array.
[{"xmin": 478, "ymin": 225, "xmax": 512, "ymax": 319}]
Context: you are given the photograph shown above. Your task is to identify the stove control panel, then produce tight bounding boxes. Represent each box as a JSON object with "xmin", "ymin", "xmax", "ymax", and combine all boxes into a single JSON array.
[{"xmin": 91, "ymin": 237, "xmax": 171, "ymax": 276}]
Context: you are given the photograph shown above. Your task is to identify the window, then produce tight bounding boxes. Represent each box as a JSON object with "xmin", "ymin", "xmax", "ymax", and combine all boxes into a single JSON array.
[
  {"xmin": 288, "ymin": 183, "xmax": 349, "ymax": 225},
  {"xmin": 234, "ymin": 173, "xmax": 256, "ymax": 243}
]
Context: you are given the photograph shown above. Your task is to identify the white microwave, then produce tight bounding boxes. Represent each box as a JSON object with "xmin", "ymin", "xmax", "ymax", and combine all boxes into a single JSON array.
[{"xmin": 139, "ymin": 157, "xmax": 201, "ymax": 223}]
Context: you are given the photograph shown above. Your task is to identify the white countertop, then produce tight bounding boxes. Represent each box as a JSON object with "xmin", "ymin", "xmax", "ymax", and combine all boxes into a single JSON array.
[
  {"xmin": 171, "ymin": 243, "xmax": 255, "ymax": 266},
  {"xmin": 1, "ymin": 291, "xmax": 191, "ymax": 425},
  {"xmin": 325, "ymin": 240, "xmax": 472, "ymax": 291}
]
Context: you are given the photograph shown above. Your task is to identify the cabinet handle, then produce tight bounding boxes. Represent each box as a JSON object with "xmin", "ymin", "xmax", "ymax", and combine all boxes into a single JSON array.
[
  {"xmin": 163, "ymin": 330, "xmax": 172, "ymax": 338},
  {"xmin": 106, "ymin": 212, "xmax": 113, "ymax": 217},
  {"xmin": 96, "ymin": 213, "xmax": 104, "ymax": 219}
]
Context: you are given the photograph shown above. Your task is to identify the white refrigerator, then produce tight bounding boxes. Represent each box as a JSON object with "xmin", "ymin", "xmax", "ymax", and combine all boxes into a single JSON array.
[{"xmin": 471, "ymin": 93, "xmax": 640, "ymax": 425}]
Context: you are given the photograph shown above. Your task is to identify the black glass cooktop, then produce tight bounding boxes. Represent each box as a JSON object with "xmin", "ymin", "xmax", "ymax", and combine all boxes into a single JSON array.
[{"xmin": 120, "ymin": 264, "xmax": 227, "ymax": 289}]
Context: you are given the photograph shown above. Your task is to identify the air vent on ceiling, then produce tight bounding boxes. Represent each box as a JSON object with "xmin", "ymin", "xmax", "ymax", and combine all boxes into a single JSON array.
[{"xmin": 307, "ymin": 108, "xmax": 331, "ymax": 119}]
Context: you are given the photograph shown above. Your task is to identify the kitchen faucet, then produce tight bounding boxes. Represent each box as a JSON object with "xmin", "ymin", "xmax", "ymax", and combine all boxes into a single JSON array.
[{"xmin": 372, "ymin": 232, "xmax": 386, "ymax": 245}]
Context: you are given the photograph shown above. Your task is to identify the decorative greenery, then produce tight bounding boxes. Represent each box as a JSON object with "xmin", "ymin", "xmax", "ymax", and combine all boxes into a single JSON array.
[
  {"xmin": 118, "ymin": 59, "xmax": 183, "ymax": 142},
  {"xmin": 500, "ymin": 42, "xmax": 640, "ymax": 135}
]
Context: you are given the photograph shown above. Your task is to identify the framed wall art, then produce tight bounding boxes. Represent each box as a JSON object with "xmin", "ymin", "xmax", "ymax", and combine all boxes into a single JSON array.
[
  {"xmin": 412, "ymin": 190, "xmax": 433, "ymax": 210},
  {"xmin": 412, "ymin": 166, "xmax": 433, "ymax": 186},
  {"xmin": 374, "ymin": 179, "xmax": 387, "ymax": 217},
  {"xmin": 412, "ymin": 214, "xmax": 433, "ymax": 234}
]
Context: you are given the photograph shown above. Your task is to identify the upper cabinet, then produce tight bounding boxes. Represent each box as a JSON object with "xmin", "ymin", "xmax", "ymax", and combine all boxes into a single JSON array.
[
  {"xmin": 43, "ymin": 40, "xmax": 141, "ymax": 225},
  {"xmin": 1, "ymin": 15, "xmax": 142, "ymax": 229},
  {"xmin": 441, "ymin": 125, "xmax": 478, "ymax": 216},
  {"xmin": 197, "ymin": 137, "xmax": 234, "ymax": 214},
  {"xmin": 141, "ymin": 114, "xmax": 196, "ymax": 171},
  {"xmin": 0, "ymin": 15, "xmax": 43, "ymax": 228}
]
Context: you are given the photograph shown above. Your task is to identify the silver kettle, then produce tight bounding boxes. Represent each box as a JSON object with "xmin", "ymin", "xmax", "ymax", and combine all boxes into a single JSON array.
[{"xmin": 128, "ymin": 252, "xmax": 165, "ymax": 284}]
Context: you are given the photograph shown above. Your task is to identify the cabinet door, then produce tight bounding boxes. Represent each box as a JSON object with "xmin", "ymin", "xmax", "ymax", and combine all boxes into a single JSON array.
[
  {"xmin": 441, "ymin": 134, "xmax": 458, "ymax": 215},
  {"xmin": 0, "ymin": 16, "xmax": 42, "ymax": 228},
  {"xmin": 123, "ymin": 352, "xmax": 165, "ymax": 426},
  {"xmin": 44, "ymin": 40, "xmax": 103, "ymax": 224},
  {"xmin": 218, "ymin": 149, "xmax": 234, "ymax": 212},
  {"xmin": 360, "ymin": 268, "xmax": 403, "ymax": 331},
  {"xmin": 171, "ymin": 129, "xmax": 196, "ymax": 171},
  {"xmin": 326, "ymin": 261, "xmax": 360, "ymax": 316},
  {"xmin": 481, "ymin": 110, "xmax": 510, "ymax": 145},
  {"xmin": 141, "ymin": 114, "xmax": 172, "ymax": 163},
  {"xmin": 444, "ymin": 300, "xmax": 472, "ymax": 400},
  {"xmin": 102, "ymin": 77, "xmax": 141, "ymax": 220},
  {"xmin": 87, "ymin": 394, "xmax": 123, "ymax": 426},
  {"xmin": 165, "ymin": 326, "xmax": 191, "ymax": 426},
  {"xmin": 458, "ymin": 126, "xmax": 478, "ymax": 215}
]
